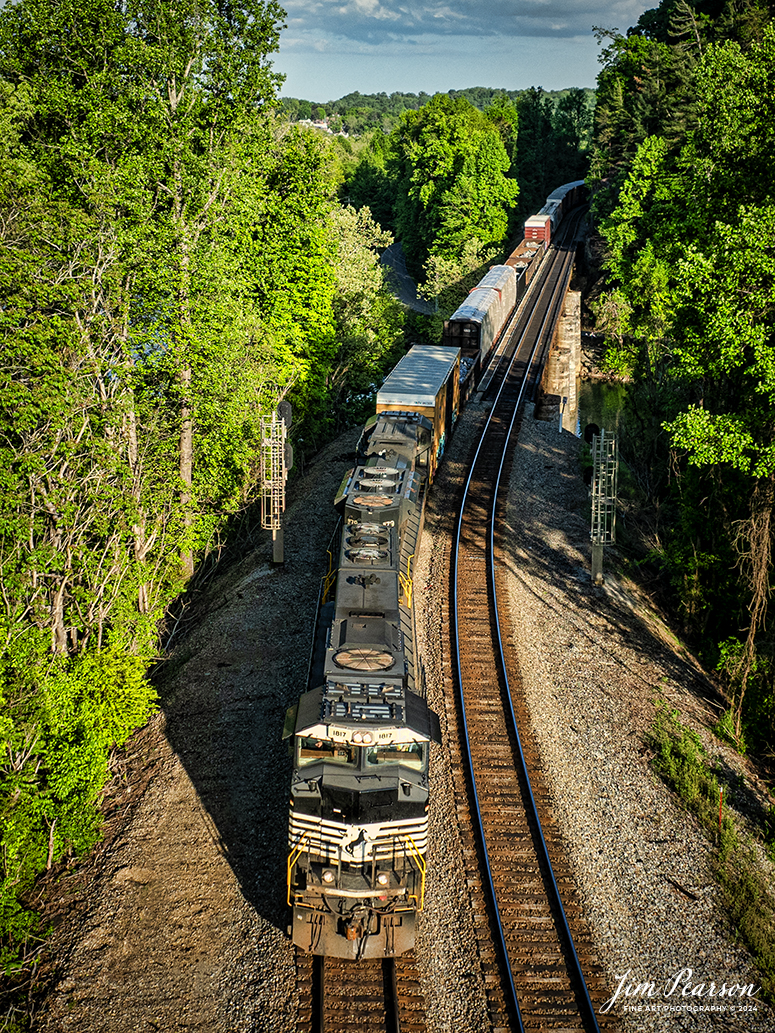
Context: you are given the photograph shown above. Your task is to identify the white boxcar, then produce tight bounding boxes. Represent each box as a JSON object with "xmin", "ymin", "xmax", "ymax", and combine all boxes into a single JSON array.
[{"xmin": 441, "ymin": 264, "xmax": 516, "ymax": 375}]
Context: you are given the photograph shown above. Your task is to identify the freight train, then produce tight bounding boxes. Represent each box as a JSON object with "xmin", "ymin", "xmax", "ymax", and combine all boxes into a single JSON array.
[
  {"xmin": 442, "ymin": 179, "xmax": 587, "ymax": 382},
  {"xmin": 284, "ymin": 180, "xmax": 587, "ymax": 961},
  {"xmin": 284, "ymin": 346, "xmax": 455, "ymax": 959}
]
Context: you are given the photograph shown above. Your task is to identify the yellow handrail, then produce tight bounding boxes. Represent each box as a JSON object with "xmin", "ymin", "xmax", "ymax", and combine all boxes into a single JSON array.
[
  {"xmin": 403, "ymin": 834, "xmax": 426, "ymax": 910},
  {"xmin": 399, "ymin": 552, "xmax": 414, "ymax": 608},
  {"xmin": 287, "ymin": 832, "xmax": 310, "ymax": 906},
  {"xmin": 321, "ymin": 548, "xmax": 336, "ymax": 603}
]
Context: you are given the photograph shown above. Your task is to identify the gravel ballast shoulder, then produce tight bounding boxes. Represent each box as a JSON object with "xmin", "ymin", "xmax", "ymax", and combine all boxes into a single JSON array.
[{"xmin": 500, "ymin": 403, "xmax": 772, "ymax": 1033}]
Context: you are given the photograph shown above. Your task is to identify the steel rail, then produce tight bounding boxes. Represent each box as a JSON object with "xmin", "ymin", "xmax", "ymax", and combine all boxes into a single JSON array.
[
  {"xmin": 451, "ymin": 257, "xmax": 561, "ymax": 1033},
  {"xmin": 478, "ymin": 206, "xmax": 585, "ymax": 402},
  {"xmin": 451, "ymin": 217, "xmax": 601, "ymax": 1033},
  {"xmin": 479, "ymin": 230, "xmax": 569, "ymax": 395},
  {"xmin": 385, "ymin": 958, "xmax": 401, "ymax": 1033},
  {"xmin": 488, "ymin": 231, "xmax": 601, "ymax": 1033},
  {"xmin": 301, "ymin": 952, "xmax": 416, "ymax": 1033}
]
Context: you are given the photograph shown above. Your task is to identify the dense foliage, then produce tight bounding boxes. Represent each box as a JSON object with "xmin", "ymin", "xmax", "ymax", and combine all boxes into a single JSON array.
[
  {"xmin": 281, "ymin": 86, "xmax": 595, "ymax": 139},
  {"xmin": 513, "ymin": 87, "xmax": 593, "ymax": 219},
  {"xmin": 0, "ymin": 5, "xmax": 593, "ymax": 988},
  {"xmin": 0, "ymin": 0, "xmax": 403, "ymax": 976},
  {"xmin": 388, "ymin": 95, "xmax": 518, "ymax": 279},
  {"xmin": 589, "ymin": 0, "xmax": 775, "ymax": 746}
]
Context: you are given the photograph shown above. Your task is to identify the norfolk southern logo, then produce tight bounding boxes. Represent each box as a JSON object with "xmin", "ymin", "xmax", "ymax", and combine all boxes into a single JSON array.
[{"xmin": 601, "ymin": 968, "xmax": 760, "ymax": 1016}]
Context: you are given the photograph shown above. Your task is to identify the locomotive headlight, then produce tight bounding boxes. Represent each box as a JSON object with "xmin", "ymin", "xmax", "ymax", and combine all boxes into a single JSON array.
[
  {"xmin": 362, "ymin": 731, "xmax": 374, "ymax": 744},
  {"xmin": 353, "ymin": 731, "xmax": 363, "ymax": 743},
  {"xmin": 377, "ymin": 873, "xmax": 389, "ymax": 887},
  {"xmin": 322, "ymin": 869, "xmax": 336, "ymax": 884}
]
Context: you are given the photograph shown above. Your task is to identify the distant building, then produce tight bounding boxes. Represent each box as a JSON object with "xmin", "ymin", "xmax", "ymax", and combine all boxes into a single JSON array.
[{"xmin": 296, "ymin": 118, "xmax": 348, "ymax": 138}]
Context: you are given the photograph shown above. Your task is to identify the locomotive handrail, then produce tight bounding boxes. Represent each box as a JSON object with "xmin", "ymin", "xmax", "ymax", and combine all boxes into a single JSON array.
[
  {"xmin": 321, "ymin": 547, "xmax": 337, "ymax": 604},
  {"xmin": 287, "ymin": 831, "xmax": 311, "ymax": 906},
  {"xmin": 398, "ymin": 552, "xmax": 414, "ymax": 608},
  {"xmin": 303, "ymin": 517, "xmax": 342, "ymax": 697},
  {"xmin": 403, "ymin": 834, "xmax": 426, "ymax": 910}
]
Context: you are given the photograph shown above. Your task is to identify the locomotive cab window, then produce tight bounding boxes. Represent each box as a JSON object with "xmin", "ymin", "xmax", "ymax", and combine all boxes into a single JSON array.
[
  {"xmin": 364, "ymin": 742, "xmax": 426, "ymax": 771},
  {"xmin": 297, "ymin": 737, "xmax": 357, "ymax": 768}
]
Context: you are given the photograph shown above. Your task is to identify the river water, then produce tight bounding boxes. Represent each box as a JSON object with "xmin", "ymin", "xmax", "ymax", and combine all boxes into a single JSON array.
[{"xmin": 576, "ymin": 378, "xmax": 628, "ymax": 438}]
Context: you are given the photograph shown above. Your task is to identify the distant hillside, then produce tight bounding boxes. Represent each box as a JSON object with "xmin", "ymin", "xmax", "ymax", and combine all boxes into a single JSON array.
[{"xmin": 280, "ymin": 87, "xmax": 595, "ymax": 136}]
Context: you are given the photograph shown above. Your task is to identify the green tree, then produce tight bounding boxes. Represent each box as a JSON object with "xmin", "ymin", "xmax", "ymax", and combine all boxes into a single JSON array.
[
  {"xmin": 514, "ymin": 88, "xmax": 557, "ymax": 219},
  {"xmin": 597, "ymin": 25, "xmax": 775, "ymax": 741},
  {"xmin": 390, "ymin": 94, "xmax": 518, "ymax": 279},
  {"xmin": 325, "ymin": 205, "xmax": 404, "ymax": 426},
  {"xmin": 553, "ymin": 87, "xmax": 594, "ymax": 180},
  {"xmin": 343, "ymin": 129, "xmax": 396, "ymax": 230},
  {"xmin": 0, "ymin": 0, "xmax": 349, "ymax": 974}
]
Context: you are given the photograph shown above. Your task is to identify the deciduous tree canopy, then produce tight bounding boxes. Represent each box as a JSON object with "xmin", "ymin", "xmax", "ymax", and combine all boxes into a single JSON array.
[
  {"xmin": 389, "ymin": 94, "xmax": 519, "ymax": 279},
  {"xmin": 590, "ymin": 0, "xmax": 775, "ymax": 746}
]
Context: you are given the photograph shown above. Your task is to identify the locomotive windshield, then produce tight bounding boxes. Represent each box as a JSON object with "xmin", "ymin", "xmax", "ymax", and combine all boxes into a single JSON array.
[
  {"xmin": 296, "ymin": 737, "xmax": 427, "ymax": 772},
  {"xmin": 297, "ymin": 737, "xmax": 357, "ymax": 768},
  {"xmin": 364, "ymin": 742, "xmax": 426, "ymax": 771}
]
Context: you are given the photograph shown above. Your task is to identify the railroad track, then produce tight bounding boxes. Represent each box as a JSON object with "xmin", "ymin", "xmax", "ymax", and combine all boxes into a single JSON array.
[
  {"xmin": 295, "ymin": 951, "xmax": 425, "ymax": 1033},
  {"xmin": 478, "ymin": 207, "xmax": 585, "ymax": 401},
  {"xmin": 449, "ymin": 214, "xmax": 616, "ymax": 1032}
]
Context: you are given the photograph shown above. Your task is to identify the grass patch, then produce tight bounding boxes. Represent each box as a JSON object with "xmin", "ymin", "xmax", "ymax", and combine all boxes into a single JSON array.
[
  {"xmin": 648, "ymin": 701, "xmax": 775, "ymax": 1004},
  {"xmin": 712, "ymin": 708, "xmax": 747, "ymax": 754}
]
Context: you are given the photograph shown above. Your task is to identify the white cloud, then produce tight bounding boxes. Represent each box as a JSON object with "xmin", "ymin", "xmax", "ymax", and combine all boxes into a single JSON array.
[
  {"xmin": 272, "ymin": 0, "xmax": 655, "ymax": 98},
  {"xmin": 279, "ymin": 0, "xmax": 651, "ymax": 44}
]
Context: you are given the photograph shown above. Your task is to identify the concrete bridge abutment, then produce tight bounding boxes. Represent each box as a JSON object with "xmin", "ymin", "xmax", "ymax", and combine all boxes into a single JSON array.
[{"xmin": 535, "ymin": 289, "xmax": 581, "ymax": 433}]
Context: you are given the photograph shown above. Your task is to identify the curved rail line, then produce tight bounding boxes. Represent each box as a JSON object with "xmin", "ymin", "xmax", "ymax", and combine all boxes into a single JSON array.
[
  {"xmin": 295, "ymin": 952, "xmax": 425, "ymax": 1033},
  {"xmin": 451, "ymin": 213, "xmax": 610, "ymax": 1032},
  {"xmin": 294, "ymin": 210, "xmax": 607, "ymax": 1033}
]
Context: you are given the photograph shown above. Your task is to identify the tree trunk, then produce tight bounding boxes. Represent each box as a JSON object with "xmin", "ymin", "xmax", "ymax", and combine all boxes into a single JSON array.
[
  {"xmin": 179, "ymin": 367, "xmax": 194, "ymax": 579},
  {"xmin": 175, "ymin": 158, "xmax": 195, "ymax": 580},
  {"xmin": 51, "ymin": 581, "xmax": 67, "ymax": 655},
  {"xmin": 732, "ymin": 474, "xmax": 774, "ymax": 738},
  {"xmin": 126, "ymin": 402, "xmax": 153, "ymax": 612}
]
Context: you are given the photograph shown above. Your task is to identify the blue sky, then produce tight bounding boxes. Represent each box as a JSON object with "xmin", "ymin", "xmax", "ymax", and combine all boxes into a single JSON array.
[{"xmin": 273, "ymin": 0, "xmax": 654, "ymax": 100}]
